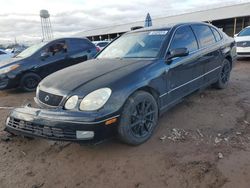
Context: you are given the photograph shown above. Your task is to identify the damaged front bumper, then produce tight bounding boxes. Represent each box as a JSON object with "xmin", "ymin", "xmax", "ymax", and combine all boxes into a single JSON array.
[
  {"xmin": 5, "ymin": 105, "xmax": 120, "ymax": 143},
  {"xmin": 0, "ymin": 73, "xmax": 19, "ymax": 90}
]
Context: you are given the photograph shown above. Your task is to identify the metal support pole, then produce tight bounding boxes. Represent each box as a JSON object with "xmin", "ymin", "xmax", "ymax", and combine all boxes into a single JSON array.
[
  {"xmin": 41, "ymin": 18, "xmax": 44, "ymax": 40},
  {"xmin": 49, "ymin": 18, "xmax": 53, "ymax": 39},
  {"xmin": 242, "ymin": 17, "xmax": 245, "ymax": 29},
  {"xmin": 233, "ymin": 17, "xmax": 237, "ymax": 35}
]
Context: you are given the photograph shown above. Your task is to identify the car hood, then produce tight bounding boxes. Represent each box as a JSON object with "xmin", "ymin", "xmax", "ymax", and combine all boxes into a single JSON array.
[
  {"xmin": 235, "ymin": 36, "xmax": 250, "ymax": 42},
  {"xmin": 0, "ymin": 57, "xmax": 23, "ymax": 68},
  {"xmin": 39, "ymin": 58, "xmax": 154, "ymax": 94}
]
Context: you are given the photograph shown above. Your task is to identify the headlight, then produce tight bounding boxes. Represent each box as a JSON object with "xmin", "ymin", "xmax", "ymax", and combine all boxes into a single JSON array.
[
  {"xmin": 0, "ymin": 64, "xmax": 20, "ymax": 74},
  {"xmin": 79, "ymin": 88, "xmax": 112, "ymax": 111},
  {"xmin": 64, "ymin": 95, "xmax": 78, "ymax": 110}
]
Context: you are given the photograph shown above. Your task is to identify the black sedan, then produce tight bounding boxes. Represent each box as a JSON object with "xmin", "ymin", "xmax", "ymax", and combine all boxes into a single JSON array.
[
  {"xmin": 0, "ymin": 37, "xmax": 97, "ymax": 91},
  {"xmin": 5, "ymin": 22, "xmax": 237, "ymax": 145}
]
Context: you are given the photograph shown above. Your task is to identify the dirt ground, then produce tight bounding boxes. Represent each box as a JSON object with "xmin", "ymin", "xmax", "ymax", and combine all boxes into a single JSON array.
[{"xmin": 0, "ymin": 60, "xmax": 250, "ymax": 188}]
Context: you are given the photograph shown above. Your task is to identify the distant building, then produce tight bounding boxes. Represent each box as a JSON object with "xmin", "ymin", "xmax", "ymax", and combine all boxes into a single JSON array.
[{"xmin": 76, "ymin": 2, "xmax": 250, "ymax": 41}]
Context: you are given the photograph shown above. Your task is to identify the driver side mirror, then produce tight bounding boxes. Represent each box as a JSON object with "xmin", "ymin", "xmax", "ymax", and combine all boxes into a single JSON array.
[
  {"xmin": 234, "ymin": 33, "xmax": 238, "ymax": 37},
  {"xmin": 166, "ymin": 48, "xmax": 189, "ymax": 64},
  {"xmin": 169, "ymin": 48, "xmax": 189, "ymax": 58}
]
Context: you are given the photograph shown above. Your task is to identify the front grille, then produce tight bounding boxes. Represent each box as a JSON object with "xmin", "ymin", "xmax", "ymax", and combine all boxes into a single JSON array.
[
  {"xmin": 237, "ymin": 41, "xmax": 250, "ymax": 47},
  {"xmin": 237, "ymin": 52, "xmax": 250, "ymax": 55},
  {"xmin": 38, "ymin": 90, "xmax": 63, "ymax": 107},
  {"xmin": 7, "ymin": 117, "xmax": 76, "ymax": 139}
]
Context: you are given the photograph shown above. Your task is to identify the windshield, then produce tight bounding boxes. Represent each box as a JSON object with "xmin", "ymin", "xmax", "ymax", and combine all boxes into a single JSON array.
[
  {"xmin": 16, "ymin": 42, "xmax": 47, "ymax": 58},
  {"xmin": 238, "ymin": 27, "xmax": 250, "ymax": 37},
  {"xmin": 97, "ymin": 30, "xmax": 169, "ymax": 59}
]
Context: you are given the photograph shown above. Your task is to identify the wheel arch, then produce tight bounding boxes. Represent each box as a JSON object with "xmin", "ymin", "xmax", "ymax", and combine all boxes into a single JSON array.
[
  {"xmin": 137, "ymin": 86, "xmax": 160, "ymax": 104},
  {"xmin": 19, "ymin": 71, "xmax": 42, "ymax": 91},
  {"xmin": 117, "ymin": 85, "xmax": 161, "ymax": 114},
  {"xmin": 225, "ymin": 55, "xmax": 232, "ymax": 70}
]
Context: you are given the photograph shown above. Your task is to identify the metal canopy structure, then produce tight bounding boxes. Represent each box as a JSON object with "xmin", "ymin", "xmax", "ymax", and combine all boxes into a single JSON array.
[{"xmin": 76, "ymin": 2, "xmax": 250, "ymax": 39}]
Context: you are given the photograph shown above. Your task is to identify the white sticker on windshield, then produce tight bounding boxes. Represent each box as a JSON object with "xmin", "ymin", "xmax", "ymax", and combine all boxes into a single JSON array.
[{"xmin": 149, "ymin": 31, "xmax": 168, "ymax": 35}]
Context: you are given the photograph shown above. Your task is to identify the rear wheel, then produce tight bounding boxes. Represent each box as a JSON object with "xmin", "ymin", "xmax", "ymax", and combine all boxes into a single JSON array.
[
  {"xmin": 20, "ymin": 73, "xmax": 41, "ymax": 92},
  {"xmin": 118, "ymin": 91, "xmax": 159, "ymax": 145},
  {"xmin": 213, "ymin": 59, "xmax": 231, "ymax": 89}
]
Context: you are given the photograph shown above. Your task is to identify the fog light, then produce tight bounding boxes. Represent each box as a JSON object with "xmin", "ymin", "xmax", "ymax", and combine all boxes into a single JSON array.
[{"xmin": 76, "ymin": 131, "xmax": 94, "ymax": 140}]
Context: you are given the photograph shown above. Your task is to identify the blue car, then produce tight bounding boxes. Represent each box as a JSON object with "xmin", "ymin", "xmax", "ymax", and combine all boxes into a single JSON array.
[{"xmin": 0, "ymin": 37, "xmax": 97, "ymax": 91}]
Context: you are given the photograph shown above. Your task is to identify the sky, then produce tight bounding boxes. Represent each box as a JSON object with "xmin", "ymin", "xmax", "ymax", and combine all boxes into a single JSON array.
[{"xmin": 0, "ymin": 0, "xmax": 249, "ymax": 44}]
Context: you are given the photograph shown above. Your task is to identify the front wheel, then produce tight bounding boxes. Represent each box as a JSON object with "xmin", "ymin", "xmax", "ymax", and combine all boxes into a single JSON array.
[
  {"xmin": 118, "ymin": 91, "xmax": 159, "ymax": 145},
  {"xmin": 213, "ymin": 59, "xmax": 231, "ymax": 89},
  {"xmin": 20, "ymin": 73, "xmax": 41, "ymax": 92}
]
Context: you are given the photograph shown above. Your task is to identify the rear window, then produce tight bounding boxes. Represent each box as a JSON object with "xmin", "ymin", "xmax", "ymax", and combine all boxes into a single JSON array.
[
  {"xmin": 192, "ymin": 25, "xmax": 216, "ymax": 48},
  {"xmin": 70, "ymin": 39, "xmax": 94, "ymax": 50},
  {"xmin": 211, "ymin": 27, "xmax": 222, "ymax": 42}
]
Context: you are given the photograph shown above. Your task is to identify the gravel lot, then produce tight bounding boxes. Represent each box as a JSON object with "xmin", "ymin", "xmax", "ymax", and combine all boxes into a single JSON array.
[{"xmin": 0, "ymin": 60, "xmax": 250, "ymax": 188}]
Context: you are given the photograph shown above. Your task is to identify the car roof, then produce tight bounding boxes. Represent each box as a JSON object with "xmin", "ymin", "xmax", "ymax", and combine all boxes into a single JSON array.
[
  {"xmin": 128, "ymin": 22, "xmax": 214, "ymax": 34},
  {"xmin": 44, "ymin": 37, "xmax": 90, "ymax": 43}
]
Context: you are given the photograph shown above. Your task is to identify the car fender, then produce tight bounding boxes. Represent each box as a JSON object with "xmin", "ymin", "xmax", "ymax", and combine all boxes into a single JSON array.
[{"xmin": 103, "ymin": 62, "xmax": 167, "ymax": 115}]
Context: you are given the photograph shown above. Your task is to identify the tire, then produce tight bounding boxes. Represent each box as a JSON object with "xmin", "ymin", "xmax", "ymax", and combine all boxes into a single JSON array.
[
  {"xmin": 213, "ymin": 59, "xmax": 231, "ymax": 89},
  {"xmin": 118, "ymin": 91, "xmax": 159, "ymax": 145},
  {"xmin": 20, "ymin": 73, "xmax": 41, "ymax": 92}
]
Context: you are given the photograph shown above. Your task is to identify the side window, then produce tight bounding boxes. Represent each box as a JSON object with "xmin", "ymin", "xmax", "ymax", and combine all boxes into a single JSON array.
[
  {"xmin": 71, "ymin": 39, "xmax": 94, "ymax": 50},
  {"xmin": 170, "ymin": 26, "xmax": 198, "ymax": 53},
  {"xmin": 42, "ymin": 40, "xmax": 67, "ymax": 57},
  {"xmin": 211, "ymin": 27, "xmax": 222, "ymax": 42},
  {"xmin": 192, "ymin": 25, "xmax": 216, "ymax": 48}
]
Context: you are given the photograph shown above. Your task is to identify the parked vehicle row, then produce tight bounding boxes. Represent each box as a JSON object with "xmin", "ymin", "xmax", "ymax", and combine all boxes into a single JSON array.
[{"xmin": 5, "ymin": 22, "xmax": 237, "ymax": 145}]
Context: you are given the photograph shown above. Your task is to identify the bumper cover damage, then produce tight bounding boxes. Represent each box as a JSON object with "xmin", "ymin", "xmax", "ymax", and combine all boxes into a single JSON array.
[{"xmin": 5, "ymin": 106, "xmax": 120, "ymax": 143}]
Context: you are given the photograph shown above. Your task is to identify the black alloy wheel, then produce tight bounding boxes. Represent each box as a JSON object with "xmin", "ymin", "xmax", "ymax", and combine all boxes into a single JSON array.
[
  {"xmin": 221, "ymin": 60, "xmax": 231, "ymax": 84},
  {"xmin": 214, "ymin": 59, "xmax": 231, "ymax": 89},
  {"xmin": 118, "ymin": 91, "xmax": 158, "ymax": 145},
  {"xmin": 20, "ymin": 73, "xmax": 41, "ymax": 92}
]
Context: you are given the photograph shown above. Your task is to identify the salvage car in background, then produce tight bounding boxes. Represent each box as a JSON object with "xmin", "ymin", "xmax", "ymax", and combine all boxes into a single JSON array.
[
  {"xmin": 235, "ymin": 26, "xmax": 250, "ymax": 57},
  {"xmin": 92, "ymin": 41, "xmax": 110, "ymax": 51},
  {"xmin": 0, "ymin": 49, "xmax": 13, "ymax": 62},
  {"xmin": 5, "ymin": 22, "xmax": 236, "ymax": 145},
  {"xmin": 0, "ymin": 37, "xmax": 97, "ymax": 91}
]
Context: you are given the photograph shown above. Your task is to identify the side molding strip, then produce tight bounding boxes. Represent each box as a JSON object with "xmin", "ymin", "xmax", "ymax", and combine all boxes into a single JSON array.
[{"xmin": 160, "ymin": 66, "xmax": 221, "ymax": 98}]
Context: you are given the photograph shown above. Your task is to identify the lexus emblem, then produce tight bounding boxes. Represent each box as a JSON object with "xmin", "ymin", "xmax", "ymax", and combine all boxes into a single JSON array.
[
  {"xmin": 44, "ymin": 95, "xmax": 50, "ymax": 102},
  {"xmin": 243, "ymin": 42, "xmax": 247, "ymax": 46}
]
